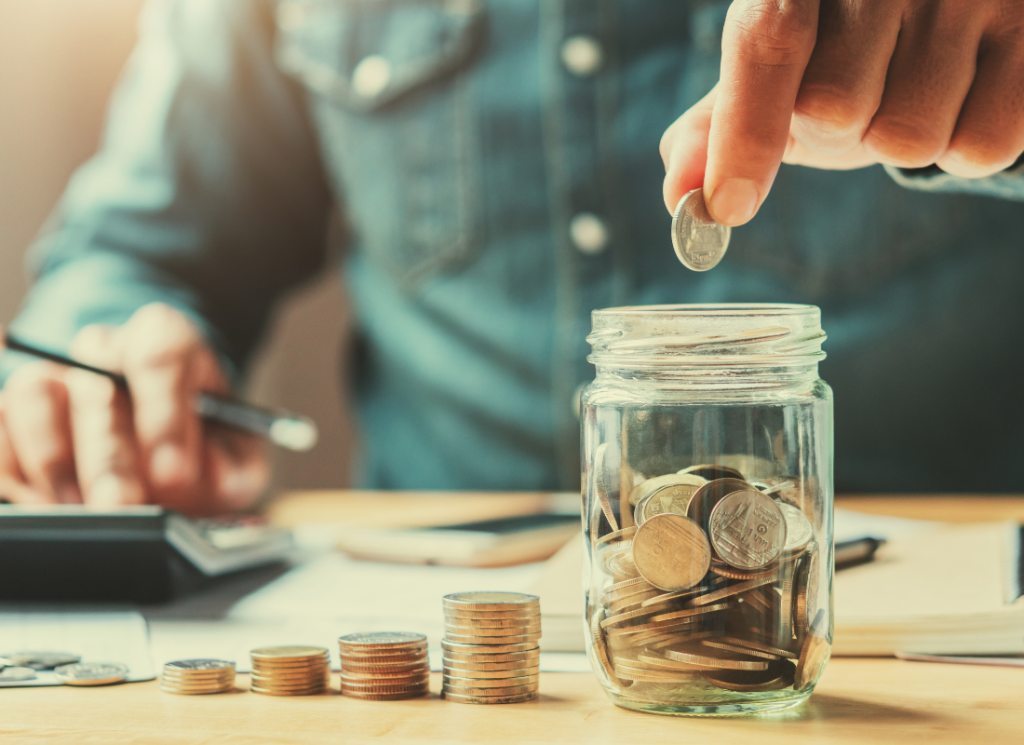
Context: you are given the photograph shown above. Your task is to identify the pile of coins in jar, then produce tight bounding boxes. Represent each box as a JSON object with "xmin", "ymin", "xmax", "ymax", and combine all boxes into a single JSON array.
[{"xmin": 588, "ymin": 464, "xmax": 829, "ymax": 697}]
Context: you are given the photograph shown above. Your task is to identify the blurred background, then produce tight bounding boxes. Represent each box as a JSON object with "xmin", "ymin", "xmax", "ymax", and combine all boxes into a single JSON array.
[{"xmin": 0, "ymin": 0, "xmax": 354, "ymax": 494}]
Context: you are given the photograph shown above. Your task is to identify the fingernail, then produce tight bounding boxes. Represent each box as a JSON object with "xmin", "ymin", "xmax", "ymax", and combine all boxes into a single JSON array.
[
  {"xmin": 89, "ymin": 473, "xmax": 143, "ymax": 507},
  {"xmin": 708, "ymin": 178, "xmax": 760, "ymax": 226},
  {"xmin": 150, "ymin": 443, "xmax": 191, "ymax": 486}
]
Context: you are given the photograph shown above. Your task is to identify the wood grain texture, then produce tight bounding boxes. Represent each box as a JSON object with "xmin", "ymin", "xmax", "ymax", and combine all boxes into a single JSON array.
[
  {"xmin": 1, "ymin": 665, "xmax": 1023, "ymax": 744},
  {"xmin": 2, "ymin": 492, "xmax": 1021, "ymax": 743}
]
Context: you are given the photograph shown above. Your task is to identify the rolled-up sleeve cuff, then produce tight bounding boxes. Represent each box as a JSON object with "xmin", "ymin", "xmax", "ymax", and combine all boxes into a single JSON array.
[
  {"xmin": 0, "ymin": 252, "xmax": 238, "ymax": 387},
  {"xmin": 885, "ymin": 155, "xmax": 1024, "ymax": 201}
]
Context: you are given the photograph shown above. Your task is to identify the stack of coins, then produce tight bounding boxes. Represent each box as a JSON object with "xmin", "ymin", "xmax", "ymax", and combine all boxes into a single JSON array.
[
  {"xmin": 441, "ymin": 592, "xmax": 541, "ymax": 704},
  {"xmin": 587, "ymin": 464, "xmax": 825, "ymax": 695},
  {"xmin": 338, "ymin": 632, "xmax": 429, "ymax": 700},
  {"xmin": 160, "ymin": 659, "xmax": 236, "ymax": 695},
  {"xmin": 249, "ymin": 646, "xmax": 330, "ymax": 696}
]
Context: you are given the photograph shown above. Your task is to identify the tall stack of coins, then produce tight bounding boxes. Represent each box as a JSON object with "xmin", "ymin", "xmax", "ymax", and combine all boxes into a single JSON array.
[
  {"xmin": 160, "ymin": 659, "xmax": 235, "ymax": 695},
  {"xmin": 249, "ymin": 646, "xmax": 329, "ymax": 696},
  {"xmin": 441, "ymin": 592, "xmax": 541, "ymax": 704},
  {"xmin": 338, "ymin": 632, "xmax": 429, "ymax": 700},
  {"xmin": 588, "ymin": 465, "xmax": 827, "ymax": 697}
]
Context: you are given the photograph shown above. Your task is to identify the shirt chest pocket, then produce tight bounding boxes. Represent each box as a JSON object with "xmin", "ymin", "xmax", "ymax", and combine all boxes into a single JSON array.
[{"xmin": 276, "ymin": 0, "xmax": 486, "ymax": 286}]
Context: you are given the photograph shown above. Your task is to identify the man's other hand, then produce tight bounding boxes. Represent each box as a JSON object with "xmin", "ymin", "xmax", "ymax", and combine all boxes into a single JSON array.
[
  {"xmin": 0, "ymin": 303, "xmax": 269, "ymax": 514},
  {"xmin": 661, "ymin": 0, "xmax": 1024, "ymax": 225}
]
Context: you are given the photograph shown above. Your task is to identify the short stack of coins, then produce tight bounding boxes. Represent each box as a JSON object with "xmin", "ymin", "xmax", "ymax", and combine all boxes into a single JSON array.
[
  {"xmin": 588, "ymin": 464, "xmax": 828, "ymax": 696},
  {"xmin": 160, "ymin": 659, "xmax": 235, "ymax": 695},
  {"xmin": 441, "ymin": 592, "xmax": 541, "ymax": 704},
  {"xmin": 249, "ymin": 646, "xmax": 330, "ymax": 696},
  {"xmin": 338, "ymin": 632, "xmax": 429, "ymax": 700}
]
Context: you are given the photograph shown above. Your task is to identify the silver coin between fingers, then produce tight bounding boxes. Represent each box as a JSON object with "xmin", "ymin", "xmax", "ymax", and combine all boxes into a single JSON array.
[{"xmin": 671, "ymin": 188, "xmax": 730, "ymax": 272}]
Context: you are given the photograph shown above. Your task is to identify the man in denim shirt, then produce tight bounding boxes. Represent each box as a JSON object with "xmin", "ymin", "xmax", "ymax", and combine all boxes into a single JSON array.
[{"xmin": 1, "ymin": 0, "xmax": 1022, "ymax": 513}]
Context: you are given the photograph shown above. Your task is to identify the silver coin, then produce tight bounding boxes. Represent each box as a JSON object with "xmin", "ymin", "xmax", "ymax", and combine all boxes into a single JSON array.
[
  {"xmin": 54, "ymin": 662, "xmax": 128, "ymax": 686},
  {"xmin": 0, "ymin": 666, "xmax": 38, "ymax": 682},
  {"xmin": 671, "ymin": 189, "xmax": 730, "ymax": 272},
  {"xmin": 1, "ymin": 651, "xmax": 81, "ymax": 670},
  {"xmin": 778, "ymin": 502, "xmax": 814, "ymax": 554},
  {"xmin": 163, "ymin": 659, "xmax": 234, "ymax": 672}
]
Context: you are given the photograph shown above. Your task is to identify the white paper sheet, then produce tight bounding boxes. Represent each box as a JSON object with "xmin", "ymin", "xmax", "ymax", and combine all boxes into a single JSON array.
[{"xmin": 0, "ymin": 611, "xmax": 155, "ymax": 687}]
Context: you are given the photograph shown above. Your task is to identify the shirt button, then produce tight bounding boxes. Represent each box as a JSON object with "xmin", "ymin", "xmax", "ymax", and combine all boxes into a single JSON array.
[
  {"xmin": 561, "ymin": 36, "xmax": 603, "ymax": 77},
  {"xmin": 352, "ymin": 55, "xmax": 392, "ymax": 99},
  {"xmin": 570, "ymin": 213, "xmax": 609, "ymax": 255}
]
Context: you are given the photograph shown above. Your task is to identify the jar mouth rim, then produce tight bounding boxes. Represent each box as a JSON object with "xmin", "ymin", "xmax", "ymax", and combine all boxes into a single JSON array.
[{"xmin": 594, "ymin": 303, "xmax": 818, "ymax": 317}]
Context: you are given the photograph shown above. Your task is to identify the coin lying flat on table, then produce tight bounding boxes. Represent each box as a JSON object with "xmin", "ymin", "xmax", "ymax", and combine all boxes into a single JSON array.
[
  {"xmin": 0, "ymin": 666, "xmax": 37, "ymax": 682},
  {"xmin": 671, "ymin": 189, "xmax": 731, "ymax": 271},
  {"xmin": 54, "ymin": 662, "xmax": 128, "ymax": 686},
  {"xmin": 0, "ymin": 651, "xmax": 81, "ymax": 670}
]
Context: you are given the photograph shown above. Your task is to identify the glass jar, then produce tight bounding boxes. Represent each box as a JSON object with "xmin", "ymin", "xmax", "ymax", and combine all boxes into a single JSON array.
[{"xmin": 580, "ymin": 304, "xmax": 833, "ymax": 716}]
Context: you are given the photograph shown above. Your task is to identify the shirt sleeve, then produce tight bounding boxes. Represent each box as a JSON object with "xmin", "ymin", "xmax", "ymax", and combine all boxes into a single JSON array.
[
  {"xmin": 885, "ymin": 156, "xmax": 1024, "ymax": 202},
  {"xmin": 2, "ymin": 0, "xmax": 333, "ymax": 383}
]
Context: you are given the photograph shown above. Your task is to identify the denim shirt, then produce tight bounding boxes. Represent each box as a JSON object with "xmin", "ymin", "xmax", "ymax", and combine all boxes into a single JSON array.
[{"xmin": 6, "ymin": 0, "xmax": 1024, "ymax": 492}]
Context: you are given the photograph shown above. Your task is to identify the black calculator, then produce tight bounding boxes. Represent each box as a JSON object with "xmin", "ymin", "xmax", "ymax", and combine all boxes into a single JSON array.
[{"xmin": 0, "ymin": 506, "xmax": 293, "ymax": 603}]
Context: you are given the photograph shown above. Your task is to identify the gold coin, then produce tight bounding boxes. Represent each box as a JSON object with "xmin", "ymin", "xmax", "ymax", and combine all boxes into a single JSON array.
[
  {"xmin": 794, "ymin": 545, "xmax": 820, "ymax": 633},
  {"xmin": 709, "ymin": 561, "xmax": 780, "ymax": 581},
  {"xmin": 632, "ymin": 513, "xmax": 711, "ymax": 591},
  {"xmin": 721, "ymin": 635, "xmax": 798, "ymax": 660},
  {"xmin": 250, "ymin": 686, "xmax": 327, "ymax": 696},
  {"xmin": 442, "ymin": 592, "xmax": 540, "ymax": 612},
  {"xmin": 602, "ymin": 577, "xmax": 653, "ymax": 601},
  {"xmin": 441, "ymin": 683, "xmax": 537, "ymax": 697},
  {"xmin": 686, "ymin": 477, "xmax": 755, "ymax": 529},
  {"xmin": 708, "ymin": 490, "xmax": 787, "ymax": 569},
  {"xmin": 794, "ymin": 633, "xmax": 830, "ymax": 691},
  {"xmin": 444, "ymin": 607, "xmax": 540, "ymax": 621},
  {"xmin": 444, "ymin": 615, "xmax": 539, "ymax": 629},
  {"xmin": 613, "ymin": 664, "xmax": 701, "ymax": 682},
  {"xmin": 250, "ymin": 646, "xmax": 329, "ymax": 662},
  {"xmin": 705, "ymin": 661, "xmax": 795, "ymax": 692},
  {"xmin": 595, "ymin": 525, "xmax": 637, "ymax": 546},
  {"xmin": 159, "ymin": 685, "xmax": 233, "ymax": 695},
  {"xmin": 664, "ymin": 645, "xmax": 768, "ymax": 671},
  {"xmin": 635, "ymin": 653, "xmax": 722, "ymax": 672},
  {"xmin": 441, "ymin": 651, "xmax": 539, "ymax": 667},
  {"xmin": 606, "ymin": 590, "xmax": 662, "ymax": 615},
  {"xmin": 440, "ymin": 640, "xmax": 539, "ymax": 655},
  {"xmin": 161, "ymin": 670, "xmax": 235, "ymax": 681},
  {"xmin": 628, "ymin": 473, "xmax": 707, "ymax": 507},
  {"xmin": 343, "ymin": 690, "xmax": 430, "ymax": 700},
  {"xmin": 444, "ymin": 622, "xmax": 542, "ymax": 636},
  {"xmin": 340, "ymin": 670, "xmax": 428, "ymax": 683},
  {"xmin": 605, "ymin": 617, "xmax": 700, "ymax": 640},
  {"xmin": 648, "ymin": 600, "xmax": 730, "ymax": 625},
  {"xmin": 645, "ymin": 632, "xmax": 717, "ymax": 652},
  {"xmin": 442, "ymin": 665, "xmax": 539, "ymax": 680},
  {"xmin": 739, "ymin": 588, "xmax": 774, "ymax": 615},
  {"xmin": 250, "ymin": 676, "xmax": 329, "ymax": 689},
  {"xmin": 777, "ymin": 502, "xmax": 813, "ymax": 554},
  {"xmin": 444, "ymin": 632, "xmax": 541, "ymax": 645},
  {"xmin": 599, "ymin": 603, "xmax": 661, "ymax": 629},
  {"xmin": 339, "ymin": 652, "xmax": 427, "ymax": 664},
  {"xmin": 338, "ymin": 632, "xmax": 427, "ymax": 651},
  {"xmin": 678, "ymin": 464, "xmax": 746, "ymax": 481},
  {"xmin": 638, "ymin": 586, "xmax": 702, "ymax": 608},
  {"xmin": 341, "ymin": 682, "xmax": 430, "ymax": 694},
  {"xmin": 622, "ymin": 625, "xmax": 711, "ymax": 647},
  {"xmin": 442, "ymin": 673, "xmax": 538, "ymax": 688},
  {"xmin": 250, "ymin": 659, "xmax": 329, "ymax": 671},
  {"xmin": 442, "ymin": 690, "xmax": 538, "ymax": 704},
  {"xmin": 688, "ymin": 572, "xmax": 779, "ymax": 606},
  {"xmin": 701, "ymin": 639, "xmax": 780, "ymax": 660},
  {"xmin": 635, "ymin": 483, "xmax": 702, "ymax": 526},
  {"xmin": 591, "ymin": 443, "xmax": 620, "ymax": 532},
  {"xmin": 250, "ymin": 668, "xmax": 328, "ymax": 681}
]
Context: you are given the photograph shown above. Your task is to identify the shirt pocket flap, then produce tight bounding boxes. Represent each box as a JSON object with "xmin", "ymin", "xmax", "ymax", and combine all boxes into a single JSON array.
[{"xmin": 275, "ymin": 0, "xmax": 486, "ymax": 113}]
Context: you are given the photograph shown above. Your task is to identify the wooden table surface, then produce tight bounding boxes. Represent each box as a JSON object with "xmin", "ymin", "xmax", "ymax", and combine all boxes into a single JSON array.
[{"xmin": 2, "ymin": 492, "xmax": 1023, "ymax": 745}]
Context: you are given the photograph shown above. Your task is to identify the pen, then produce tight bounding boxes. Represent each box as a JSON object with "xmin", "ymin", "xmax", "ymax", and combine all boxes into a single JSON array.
[
  {"xmin": 835, "ymin": 536, "xmax": 886, "ymax": 569},
  {"xmin": 1, "ymin": 331, "xmax": 318, "ymax": 452}
]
